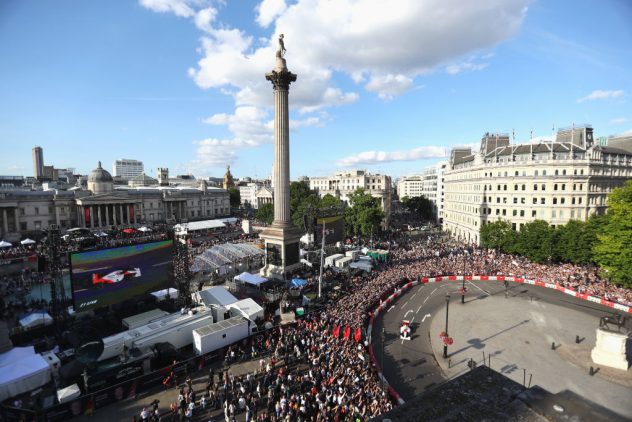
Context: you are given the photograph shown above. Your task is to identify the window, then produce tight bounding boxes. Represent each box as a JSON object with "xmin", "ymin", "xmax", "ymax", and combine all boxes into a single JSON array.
[
  {"xmin": 534, "ymin": 184, "xmax": 538, "ymax": 191},
  {"xmin": 190, "ymin": 211, "xmax": 194, "ymax": 216},
  {"xmin": 572, "ymin": 197, "xmax": 576, "ymax": 205},
  {"xmin": 513, "ymin": 210, "xmax": 517, "ymax": 216},
  {"xmin": 562, "ymin": 184, "xmax": 566, "ymax": 191},
  {"xmin": 20, "ymin": 222, "xmax": 27, "ymax": 230},
  {"xmin": 34, "ymin": 207, "xmax": 39, "ymax": 215},
  {"xmin": 542, "ymin": 184, "xmax": 546, "ymax": 191},
  {"xmin": 543, "ymin": 170, "xmax": 547, "ymax": 176},
  {"xmin": 515, "ymin": 171, "xmax": 519, "ymax": 176},
  {"xmin": 504, "ymin": 185, "xmax": 507, "ymax": 191},
  {"xmin": 555, "ymin": 169, "xmax": 559, "ymax": 176},
  {"xmin": 581, "ymin": 169, "xmax": 584, "ymax": 175},
  {"xmin": 502, "ymin": 209, "xmax": 506, "ymax": 216},
  {"xmin": 554, "ymin": 184, "xmax": 558, "ymax": 191},
  {"xmin": 513, "ymin": 198, "xmax": 518, "ymax": 204},
  {"xmin": 521, "ymin": 198, "xmax": 525, "ymax": 204},
  {"xmin": 578, "ymin": 197, "xmax": 582, "ymax": 204},
  {"xmin": 553, "ymin": 198, "xmax": 557, "ymax": 204},
  {"xmin": 532, "ymin": 210, "xmax": 537, "ymax": 217},
  {"xmin": 514, "ymin": 184, "xmax": 518, "ymax": 191},
  {"xmin": 520, "ymin": 210, "xmax": 525, "ymax": 217},
  {"xmin": 562, "ymin": 169, "xmax": 567, "ymax": 175},
  {"xmin": 496, "ymin": 209, "xmax": 500, "ymax": 215},
  {"xmin": 496, "ymin": 198, "xmax": 500, "ymax": 203},
  {"xmin": 533, "ymin": 198, "xmax": 537, "ymax": 204},
  {"xmin": 552, "ymin": 210, "xmax": 557, "ymax": 218},
  {"xmin": 535, "ymin": 170, "xmax": 539, "ymax": 176},
  {"xmin": 149, "ymin": 213, "xmax": 154, "ymax": 220},
  {"xmin": 541, "ymin": 198, "xmax": 545, "ymax": 204},
  {"xmin": 20, "ymin": 208, "xmax": 25, "ymax": 216}
]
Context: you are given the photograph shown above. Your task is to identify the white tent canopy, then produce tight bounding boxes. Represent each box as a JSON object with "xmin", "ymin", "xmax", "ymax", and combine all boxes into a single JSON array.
[
  {"xmin": 19, "ymin": 311, "xmax": 53, "ymax": 330},
  {"xmin": 174, "ymin": 219, "xmax": 226, "ymax": 234},
  {"xmin": 0, "ymin": 347, "xmax": 51, "ymax": 401},
  {"xmin": 20, "ymin": 238, "xmax": 36, "ymax": 245},
  {"xmin": 138, "ymin": 226, "xmax": 152, "ymax": 232},
  {"xmin": 0, "ymin": 241, "xmax": 11, "ymax": 248}
]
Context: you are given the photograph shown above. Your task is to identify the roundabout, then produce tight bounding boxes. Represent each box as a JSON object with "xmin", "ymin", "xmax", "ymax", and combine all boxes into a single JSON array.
[{"xmin": 370, "ymin": 276, "xmax": 632, "ymax": 419}]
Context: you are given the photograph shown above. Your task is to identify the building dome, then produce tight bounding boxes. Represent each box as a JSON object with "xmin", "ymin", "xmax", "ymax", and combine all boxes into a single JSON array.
[
  {"xmin": 88, "ymin": 161, "xmax": 113, "ymax": 183},
  {"xmin": 88, "ymin": 161, "xmax": 114, "ymax": 194}
]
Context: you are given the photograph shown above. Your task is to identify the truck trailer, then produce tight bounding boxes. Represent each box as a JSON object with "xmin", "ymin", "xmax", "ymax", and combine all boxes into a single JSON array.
[{"xmin": 192, "ymin": 316, "xmax": 256, "ymax": 356}]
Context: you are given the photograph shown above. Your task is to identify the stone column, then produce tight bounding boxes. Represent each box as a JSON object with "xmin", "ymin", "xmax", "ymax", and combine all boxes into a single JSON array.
[
  {"xmin": 90, "ymin": 206, "xmax": 95, "ymax": 228},
  {"xmin": 118, "ymin": 204, "xmax": 124, "ymax": 226},
  {"xmin": 266, "ymin": 59, "xmax": 296, "ymax": 228},
  {"xmin": 105, "ymin": 205, "xmax": 110, "ymax": 227},
  {"xmin": 127, "ymin": 205, "xmax": 131, "ymax": 225},
  {"xmin": 2, "ymin": 209, "xmax": 7, "ymax": 235},
  {"xmin": 97, "ymin": 205, "xmax": 102, "ymax": 228},
  {"xmin": 55, "ymin": 205, "xmax": 60, "ymax": 227}
]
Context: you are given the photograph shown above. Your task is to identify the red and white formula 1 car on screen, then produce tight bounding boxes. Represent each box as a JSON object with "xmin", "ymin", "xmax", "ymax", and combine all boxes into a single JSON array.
[{"xmin": 92, "ymin": 268, "xmax": 141, "ymax": 286}]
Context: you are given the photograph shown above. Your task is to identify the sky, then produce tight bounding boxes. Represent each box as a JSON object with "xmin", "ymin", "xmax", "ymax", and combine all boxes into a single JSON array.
[{"xmin": 0, "ymin": 0, "xmax": 631, "ymax": 181}]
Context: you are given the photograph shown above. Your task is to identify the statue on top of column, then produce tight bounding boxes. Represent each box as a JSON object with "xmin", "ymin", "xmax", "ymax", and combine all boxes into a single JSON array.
[{"xmin": 276, "ymin": 34, "xmax": 286, "ymax": 59}]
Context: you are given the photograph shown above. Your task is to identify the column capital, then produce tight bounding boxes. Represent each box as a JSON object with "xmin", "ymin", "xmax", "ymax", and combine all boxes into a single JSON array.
[{"xmin": 266, "ymin": 70, "xmax": 297, "ymax": 91}]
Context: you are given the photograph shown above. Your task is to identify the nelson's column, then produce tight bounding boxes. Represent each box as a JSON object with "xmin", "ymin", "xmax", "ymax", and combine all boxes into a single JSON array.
[{"xmin": 259, "ymin": 34, "xmax": 302, "ymax": 279}]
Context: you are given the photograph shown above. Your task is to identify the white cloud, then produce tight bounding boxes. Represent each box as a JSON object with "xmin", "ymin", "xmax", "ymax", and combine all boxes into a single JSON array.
[
  {"xmin": 139, "ymin": 0, "xmax": 196, "ymax": 17},
  {"xmin": 609, "ymin": 117, "xmax": 627, "ymax": 125},
  {"xmin": 446, "ymin": 61, "xmax": 489, "ymax": 75},
  {"xmin": 256, "ymin": 0, "xmax": 287, "ymax": 28},
  {"xmin": 337, "ymin": 145, "xmax": 448, "ymax": 167},
  {"xmin": 141, "ymin": 0, "xmax": 531, "ymax": 169},
  {"xmin": 195, "ymin": 7, "xmax": 217, "ymax": 33},
  {"xmin": 365, "ymin": 74, "xmax": 413, "ymax": 100},
  {"xmin": 577, "ymin": 89, "xmax": 624, "ymax": 103}
]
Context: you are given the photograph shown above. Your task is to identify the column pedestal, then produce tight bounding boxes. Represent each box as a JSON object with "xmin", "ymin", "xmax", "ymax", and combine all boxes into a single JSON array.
[
  {"xmin": 591, "ymin": 328, "xmax": 630, "ymax": 370},
  {"xmin": 259, "ymin": 225, "xmax": 303, "ymax": 280}
]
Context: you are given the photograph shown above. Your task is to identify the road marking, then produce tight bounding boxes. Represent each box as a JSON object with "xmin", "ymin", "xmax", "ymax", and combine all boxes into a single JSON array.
[
  {"xmin": 387, "ymin": 306, "xmax": 395, "ymax": 313},
  {"xmin": 401, "ymin": 299, "xmax": 409, "ymax": 308},
  {"xmin": 410, "ymin": 316, "xmax": 415, "ymax": 324},
  {"xmin": 411, "ymin": 291, "xmax": 418, "ymax": 299},
  {"xmin": 416, "ymin": 305, "xmax": 422, "ymax": 314},
  {"xmin": 404, "ymin": 310, "xmax": 413, "ymax": 318},
  {"xmin": 467, "ymin": 280, "xmax": 490, "ymax": 296},
  {"xmin": 421, "ymin": 313, "xmax": 431, "ymax": 323}
]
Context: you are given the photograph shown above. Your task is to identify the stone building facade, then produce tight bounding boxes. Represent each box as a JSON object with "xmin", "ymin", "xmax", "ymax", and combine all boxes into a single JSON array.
[
  {"xmin": 442, "ymin": 126, "xmax": 632, "ymax": 245},
  {"xmin": 0, "ymin": 162, "xmax": 230, "ymax": 240}
]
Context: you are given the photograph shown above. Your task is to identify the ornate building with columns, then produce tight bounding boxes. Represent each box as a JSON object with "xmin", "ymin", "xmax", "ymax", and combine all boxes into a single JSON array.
[
  {"xmin": 0, "ymin": 162, "xmax": 230, "ymax": 240},
  {"xmin": 442, "ymin": 126, "xmax": 632, "ymax": 245}
]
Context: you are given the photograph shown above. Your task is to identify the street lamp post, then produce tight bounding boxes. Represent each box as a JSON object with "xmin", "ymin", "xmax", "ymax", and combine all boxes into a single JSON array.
[
  {"xmin": 318, "ymin": 221, "xmax": 326, "ymax": 299},
  {"xmin": 443, "ymin": 293, "xmax": 450, "ymax": 358},
  {"xmin": 461, "ymin": 256, "xmax": 466, "ymax": 304},
  {"xmin": 381, "ymin": 327, "xmax": 385, "ymax": 392}
]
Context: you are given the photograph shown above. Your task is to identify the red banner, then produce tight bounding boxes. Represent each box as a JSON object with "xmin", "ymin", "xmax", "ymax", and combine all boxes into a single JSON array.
[
  {"xmin": 343, "ymin": 326, "xmax": 351, "ymax": 340},
  {"xmin": 354, "ymin": 327, "xmax": 362, "ymax": 343},
  {"xmin": 84, "ymin": 207, "xmax": 91, "ymax": 227},
  {"xmin": 128, "ymin": 205, "xmax": 135, "ymax": 224}
]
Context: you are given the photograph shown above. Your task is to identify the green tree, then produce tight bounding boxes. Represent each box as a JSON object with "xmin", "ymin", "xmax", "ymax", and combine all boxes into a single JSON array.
[
  {"xmin": 344, "ymin": 189, "xmax": 385, "ymax": 237},
  {"xmin": 228, "ymin": 187, "xmax": 241, "ymax": 208},
  {"xmin": 290, "ymin": 181, "xmax": 320, "ymax": 227},
  {"xmin": 256, "ymin": 203, "xmax": 274, "ymax": 225},
  {"xmin": 320, "ymin": 193, "xmax": 342, "ymax": 208},
  {"xmin": 553, "ymin": 217, "xmax": 602, "ymax": 265},
  {"xmin": 480, "ymin": 220, "xmax": 516, "ymax": 251},
  {"xmin": 593, "ymin": 180, "xmax": 632, "ymax": 287},
  {"xmin": 515, "ymin": 220, "xmax": 554, "ymax": 263},
  {"xmin": 400, "ymin": 195, "xmax": 434, "ymax": 221}
]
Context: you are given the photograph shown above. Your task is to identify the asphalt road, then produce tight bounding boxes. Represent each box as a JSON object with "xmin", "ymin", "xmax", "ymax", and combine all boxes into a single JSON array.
[{"xmin": 372, "ymin": 281, "xmax": 632, "ymax": 413}]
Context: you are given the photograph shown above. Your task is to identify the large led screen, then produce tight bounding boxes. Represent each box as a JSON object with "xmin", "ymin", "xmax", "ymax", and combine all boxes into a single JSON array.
[
  {"xmin": 70, "ymin": 240, "xmax": 173, "ymax": 311},
  {"xmin": 314, "ymin": 215, "xmax": 344, "ymax": 245}
]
